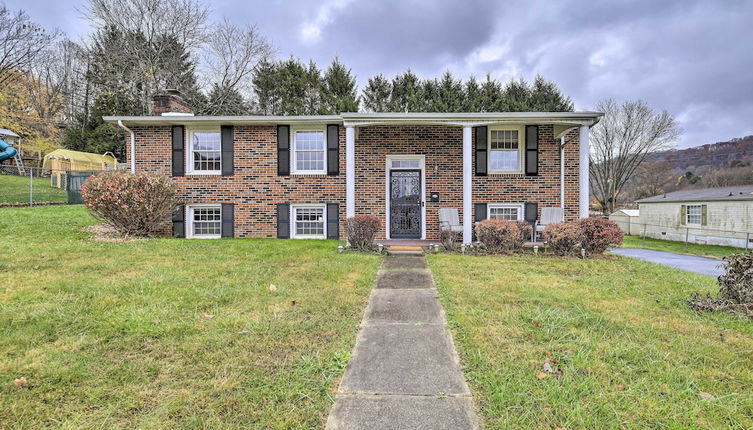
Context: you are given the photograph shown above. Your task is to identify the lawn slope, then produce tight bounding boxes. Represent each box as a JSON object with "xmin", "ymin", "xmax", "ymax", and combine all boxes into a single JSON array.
[
  {"xmin": 0, "ymin": 206, "xmax": 380, "ymax": 429},
  {"xmin": 429, "ymin": 253, "xmax": 753, "ymax": 429}
]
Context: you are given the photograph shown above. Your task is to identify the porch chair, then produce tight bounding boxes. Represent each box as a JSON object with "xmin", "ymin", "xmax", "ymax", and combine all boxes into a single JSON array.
[
  {"xmin": 439, "ymin": 208, "xmax": 463, "ymax": 233},
  {"xmin": 534, "ymin": 207, "xmax": 564, "ymax": 241}
]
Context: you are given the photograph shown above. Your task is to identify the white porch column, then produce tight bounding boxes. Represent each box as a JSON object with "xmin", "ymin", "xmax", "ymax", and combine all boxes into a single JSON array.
[
  {"xmin": 579, "ymin": 125, "xmax": 590, "ymax": 219},
  {"xmin": 345, "ymin": 126, "xmax": 356, "ymax": 218},
  {"xmin": 462, "ymin": 126, "xmax": 473, "ymax": 243}
]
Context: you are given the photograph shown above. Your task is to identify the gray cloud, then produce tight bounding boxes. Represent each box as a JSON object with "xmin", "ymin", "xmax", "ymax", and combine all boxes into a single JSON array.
[{"xmin": 7, "ymin": 0, "xmax": 753, "ymax": 148}]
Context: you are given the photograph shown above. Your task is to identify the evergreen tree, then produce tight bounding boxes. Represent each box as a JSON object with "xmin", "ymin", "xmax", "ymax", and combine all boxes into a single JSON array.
[
  {"xmin": 388, "ymin": 69, "xmax": 422, "ymax": 112},
  {"xmin": 529, "ymin": 74, "xmax": 574, "ymax": 112},
  {"xmin": 304, "ymin": 60, "xmax": 323, "ymax": 115},
  {"xmin": 321, "ymin": 57, "xmax": 359, "ymax": 114},
  {"xmin": 501, "ymin": 78, "xmax": 532, "ymax": 111},
  {"xmin": 361, "ymin": 74, "xmax": 391, "ymax": 112},
  {"xmin": 420, "ymin": 78, "xmax": 439, "ymax": 111},
  {"xmin": 276, "ymin": 57, "xmax": 308, "ymax": 115},
  {"xmin": 435, "ymin": 71, "xmax": 463, "ymax": 112},
  {"xmin": 251, "ymin": 60, "xmax": 281, "ymax": 115},
  {"xmin": 462, "ymin": 76, "xmax": 482, "ymax": 112},
  {"xmin": 479, "ymin": 74, "xmax": 503, "ymax": 112},
  {"xmin": 203, "ymin": 83, "xmax": 247, "ymax": 115}
]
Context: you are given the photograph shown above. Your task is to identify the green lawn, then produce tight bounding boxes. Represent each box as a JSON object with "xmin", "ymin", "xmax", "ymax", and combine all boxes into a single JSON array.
[
  {"xmin": 0, "ymin": 174, "xmax": 67, "ymax": 204},
  {"xmin": 621, "ymin": 235, "xmax": 746, "ymax": 259},
  {"xmin": 429, "ymin": 253, "xmax": 753, "ymax": 429},
  {"xmin": 0, "ymin": 206, "xmax": 381, "ymax": 429}
]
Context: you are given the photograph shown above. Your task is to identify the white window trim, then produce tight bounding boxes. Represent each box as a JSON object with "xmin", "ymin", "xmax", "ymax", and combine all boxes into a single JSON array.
[
  {"xmin": 291, "ymin": 127, "xmax": 327, "ymax": 175},
  {"xmin": 186, "ymin": 204, "xmax": 222, "ymax": 239},
  {"xmin": 487, "ymin": 203, "xmax": 524, "ymax": 221},
  {"xmin": 186, "ymin": 127, "xmax": 222, "ymax": 175},
  {"xmin": 384, "ymin": 155, "xmax": 426, "ymax": 240},
  {"xmin": 488, "ymin": 125, "xmax": 525, "ymax": 174},
  {"xmin": 291, "ymin": 204, "xmax": 327, "ymax": 239},
  {"xmin": 686, "ymin": 204, "xmax": 703, "ymax": 226}
]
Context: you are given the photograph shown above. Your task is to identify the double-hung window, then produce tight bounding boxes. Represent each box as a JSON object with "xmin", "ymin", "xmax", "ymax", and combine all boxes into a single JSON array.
[
  {"xmin": 188, "ymin": 128, "xmax": 221, "ymax": 174},
  {"xmin": 488, "ymin": 203, "xmax": 524, "ymax": 221},
  {"xmin": 686, "ymin": 204, "xmax": 702, "ymax": 225},
  {"xmin": 291, "ymin": 204, "xmax": 326, "ymax": 238},
  {"xmin": 489, "ymin": 127, "xmax": 523, "ymax": 173},
  {"xmin": 188, "ymin": 205, "xmax": 222, "ymax": 238},
  {"xmin": 292, "ymin": 129, "xmax": 326, "ymax": 174}
]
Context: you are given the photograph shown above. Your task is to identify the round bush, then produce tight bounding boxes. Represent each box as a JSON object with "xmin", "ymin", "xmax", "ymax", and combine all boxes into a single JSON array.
[
  {"xmin": 475, "ymin": 219, "xmax": 522, "ymax": 254},
  {"xmin": 346, "ymin": 215, "xmax": 380, "ymax": 251},
  {"xmin": 578, "ymin": 217, "xmax": 624, "ymax": 255},
  {"xmin": 82, "ymin": 171, "xmax": 177, "ymax": 237},
  {"xmin": 542, "ymin": 222, "xmax": 586, "ymax": 256}
]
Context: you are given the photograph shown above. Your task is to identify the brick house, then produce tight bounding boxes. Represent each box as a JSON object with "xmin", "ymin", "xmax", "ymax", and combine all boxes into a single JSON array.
[{"xmin": 105, "ymin": 93, "xmax": 601, "ymax": 243}]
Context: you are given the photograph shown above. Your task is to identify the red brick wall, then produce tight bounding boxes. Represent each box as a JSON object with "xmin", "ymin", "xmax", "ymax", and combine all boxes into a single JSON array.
[
  {"xmin": 126, "ymin": 123, "xmax": 581, "ymax": 240},
  {"xmin": 354, "ymin": 125, "xmax": 580, "ymax": 241},
  {"xmin": 127, "ymin": 125, "xmax": 345, "ymax": 238}
]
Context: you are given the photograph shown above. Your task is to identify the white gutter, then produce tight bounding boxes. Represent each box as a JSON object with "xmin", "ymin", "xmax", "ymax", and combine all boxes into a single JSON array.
[{"xmin": 117, "ymin": 120, "xmax": 136, "ymax": 173}]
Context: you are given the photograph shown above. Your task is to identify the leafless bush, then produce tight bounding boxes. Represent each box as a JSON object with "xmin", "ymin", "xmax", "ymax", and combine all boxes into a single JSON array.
[
  {"xmin": 688, "ymin": 253, "xmax": 753, "ymax": 319},
  {"xmin": 542, "ymin": 222, "xmax": 586, "ymax": 257},
  {"xmin": 440, "ymin": 229, "xmax": 461, "ymax": 252},
  {"xmin": 475, "ymin": 219, "xmax": 522, "ymax": 254},
  {"xmin": 346, "ymin": 215, "xmax": 380, "ymax": 251}
]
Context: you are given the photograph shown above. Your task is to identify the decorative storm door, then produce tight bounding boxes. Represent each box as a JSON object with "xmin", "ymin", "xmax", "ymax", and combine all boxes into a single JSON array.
[{"xmin": 390, "ymin": 170, "xmax": 422, "ymax": 238}]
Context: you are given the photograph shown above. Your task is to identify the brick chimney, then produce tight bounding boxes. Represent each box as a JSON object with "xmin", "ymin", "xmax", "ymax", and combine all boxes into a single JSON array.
[{"xmin": 151, "ymin": 89, "xmax": 194, "ymax": 116}]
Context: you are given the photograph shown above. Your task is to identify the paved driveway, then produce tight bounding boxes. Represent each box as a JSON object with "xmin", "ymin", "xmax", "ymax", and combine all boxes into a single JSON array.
[{"xmin": 609, "ymin": 248, "xmax": 724, "ymax": 277}]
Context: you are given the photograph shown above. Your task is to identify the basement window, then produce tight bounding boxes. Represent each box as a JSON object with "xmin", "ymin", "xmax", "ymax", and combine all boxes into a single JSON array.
[
  {"xmin": 188, "ymin": 205, "xmax": 222, "ymax": 238},
  {"xmin": 292, "ymin": 204, "xmax": 326, "ymax": 239},
  {"xmin": 488, "ymin": 203, "xmax": 524, "ymax": 221}
]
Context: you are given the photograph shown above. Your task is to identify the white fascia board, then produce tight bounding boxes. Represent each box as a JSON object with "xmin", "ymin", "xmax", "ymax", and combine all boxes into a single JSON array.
[{"xmin": 103, "ymin": 115, "xmax": 343, "ymax": 126}]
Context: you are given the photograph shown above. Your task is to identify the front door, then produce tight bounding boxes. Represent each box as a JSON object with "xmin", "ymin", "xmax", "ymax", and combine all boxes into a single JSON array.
[{"xmin": 389, "ymin": 169, "xmax": 422, "ymax": 238}]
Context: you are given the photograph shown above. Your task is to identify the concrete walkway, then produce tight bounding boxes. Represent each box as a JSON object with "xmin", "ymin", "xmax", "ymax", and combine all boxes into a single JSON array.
[
  {"xmin": 326, "ymin": 255, "xmax": 478, "ymax": 430},
  {"xmin": 610, "ymin": 247, "xmax": 724, "ymax": 277}
]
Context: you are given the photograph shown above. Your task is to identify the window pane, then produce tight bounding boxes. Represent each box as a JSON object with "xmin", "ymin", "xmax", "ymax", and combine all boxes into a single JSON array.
[
  {"xmin": 194, "ymin": 151, "xmax": 221, "ymax": 171},
  {"xmin": 687, "ymin": 205, "xmax": 702, "ymax": 224},
  {"xmin": 295, "ymin": 208, "xmax": 324, "ymax": 236},
  {"xmin": 192, "ymin": 132, "xmax": 221, "ymax": 151},
  {"xmin": 192, "ymin": 207, "xmax": 221, "ymax": 236},
  {"xmin": 489, "ymin": 206, "xmax": 519, "ymax": 221},
  {"xmin": 490, "ymin": 150, "xmax": 519, "ymax": 171},
  {"xmin": 295, "ymin": 131, "xmax": 325, "ymax": 150},
  {"xmin": 490, "ymin": 130, "xmax": 518, "ymax": 150}
]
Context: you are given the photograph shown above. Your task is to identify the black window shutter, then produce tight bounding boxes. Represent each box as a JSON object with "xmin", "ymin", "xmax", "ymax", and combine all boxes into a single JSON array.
[
  {"xmin": 326, "ymin": 124, "xmax": 339, "ymax": 175},
  {"xmin": 326, "ymin": 203, "xmax": 339, "ymax": 239},
  {"xmin": 474, "ymin": 126, "xmax": 487, "ymax": 176},
  {"xmin": 221, "ymin": 203, "xmax": 234, "ymax": 238},
  {"xmin": 525, "ymin": 125, "xmax": 539, "ymax": 176},
  {"xmin": 277, "ymin": 125, "xmax": 290, "ymax": 176},
  {"xmin": 172, "ymin": 125, "xmax": 185, "ymax": 176},
  {"xmin": 172, "ymin": 204, "xmax": 185, "ymax": 238},
  {"xmin": 524, "ymin": 202, "xmax": 538, "ymax": 223},
  {"xmin": 277, "ymin": 203, "xmax": 290, "ymax": 238},
  {"xmin": 221, "ymin": 125, "xmax": 234, "ymax": 176},
  {"xmin": 474, "ymin": 203, "xmax": 487, "ymax": 222}
]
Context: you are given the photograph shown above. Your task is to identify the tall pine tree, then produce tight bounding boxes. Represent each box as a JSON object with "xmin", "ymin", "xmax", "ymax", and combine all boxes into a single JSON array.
[
  {"xmin": 321, "ymin": 57, "xmax": 359, "ymax": 114},
  {"xmin": 361, "ymin": 74, "xmax": 391, "ymax": 112}
]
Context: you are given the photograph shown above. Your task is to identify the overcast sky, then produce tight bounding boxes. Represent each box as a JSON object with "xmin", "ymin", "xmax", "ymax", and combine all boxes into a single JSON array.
[{"xmin": 7, "ymin": 0, "xmax": 753, "ymax": 149}]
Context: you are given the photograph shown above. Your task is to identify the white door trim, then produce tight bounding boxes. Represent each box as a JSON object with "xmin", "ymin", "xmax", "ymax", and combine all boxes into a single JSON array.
[{"xmin": 385, "ymin": 154, "xmax": 426, "ymax": 240}]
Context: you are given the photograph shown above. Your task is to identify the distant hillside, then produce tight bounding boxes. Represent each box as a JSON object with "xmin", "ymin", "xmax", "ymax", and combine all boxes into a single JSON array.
[
  {"xmin": 645, "ymin": 135, "xmax": 753, "ymax": 170},
  {"xmin": 621, "ymin": 135, "xmax": 753, "ymax": 204}
]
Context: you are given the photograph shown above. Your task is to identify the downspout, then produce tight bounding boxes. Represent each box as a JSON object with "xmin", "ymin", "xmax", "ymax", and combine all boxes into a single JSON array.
[
  {"xmin": 560, "ymin": 137, "xmax": 565, "ymax": 208},
  {"xmin": 117, "ymin": 120, "xmax": 136, "ymax": 173}
]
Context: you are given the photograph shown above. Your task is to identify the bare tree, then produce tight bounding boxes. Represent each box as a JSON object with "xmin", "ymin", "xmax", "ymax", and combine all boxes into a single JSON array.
[
  {"xmin": 0, "ymin": 5, "xmax": 58, "ymax": 86},
  {"xmin": 590, "ymin": 99, "xmax": 681, "ymax": 214},
  {"xmin": 202, "ymin": 19, "xmax": 273, "ymax": 114}
]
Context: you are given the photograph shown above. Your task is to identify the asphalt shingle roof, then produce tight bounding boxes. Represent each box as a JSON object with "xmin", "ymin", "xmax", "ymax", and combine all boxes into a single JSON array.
[{"xmin": 636, "ymin": 185, "xmax": 753, "ymax": 203}]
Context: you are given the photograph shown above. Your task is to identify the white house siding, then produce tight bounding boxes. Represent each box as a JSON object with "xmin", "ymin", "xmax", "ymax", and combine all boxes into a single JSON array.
[
  {"xmin": 637, "ymin": 201, "xmax": 753, "ymax": 248},
  {"xmin": 608, "ymin": 211, "xmax": 641, "ymax": 236}
]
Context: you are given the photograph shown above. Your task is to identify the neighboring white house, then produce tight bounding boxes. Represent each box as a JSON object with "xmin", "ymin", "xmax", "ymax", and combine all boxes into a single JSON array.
[
  {"xmin": 635, "ymin": 185, "xmax": 753, "ymax": 248},
  {"xmin": 608, "ymin": 209, "xmax": 640, "ymax": 235}
]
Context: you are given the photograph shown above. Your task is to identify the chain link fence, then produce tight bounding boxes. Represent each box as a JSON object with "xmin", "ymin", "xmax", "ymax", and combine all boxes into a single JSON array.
[
  {"xmin": 0, "ymin": 165, "xmax": 99, "ymax": 207},
  {"xmin": 613, "ymin": 218, "xmax": 753, "ymax": 251}
]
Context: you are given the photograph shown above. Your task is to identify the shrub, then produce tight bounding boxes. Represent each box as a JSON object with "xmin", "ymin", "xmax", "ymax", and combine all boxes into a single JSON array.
[
  {"xmin": 688, "ymin": 253, "xmax": 753, "ymax": 318},
  {"xmin": 440, "ymin": 229, "xmax": 462, "ymax": 252},
  {"xmin": 516, "ymin": 221, "xmax": 533, "ymax": 244},
  {"xmin": 542, "ymin": 222, "xmax": 585, "ymax": 256},
  {"xmin": 346, "ymin": 215, "xmax": 380, "ymax": 251},
  {"xmin": 475, "ymin": 219, "xmax": 521, "ymax": 254},
  {"xmin": 82, "ymin": 171, "xmax": 177, "ymax": 237},
  {"xmin": 578, "ymin": 217, "xmax": 624, "ymax": 255}
]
